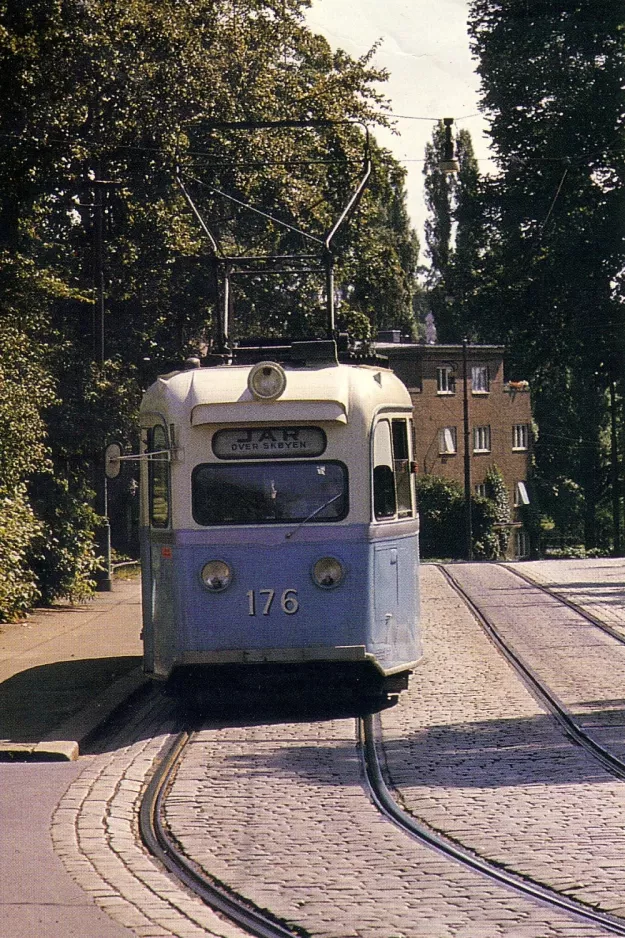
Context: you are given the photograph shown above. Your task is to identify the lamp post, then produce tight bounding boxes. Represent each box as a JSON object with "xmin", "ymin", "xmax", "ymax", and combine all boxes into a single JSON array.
[
  {"xmin": 462, "ymin": 337, "xmax": 473, "ymax": 560},
  {"xmin": 440, "ymin": 118, "xmax": 460, "ymax": 174}
]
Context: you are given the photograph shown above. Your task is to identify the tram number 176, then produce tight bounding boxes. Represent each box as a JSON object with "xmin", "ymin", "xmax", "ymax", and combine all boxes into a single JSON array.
[{"xmin": 247, "ymin": 589, "xmax": 299, "ymax": 616}]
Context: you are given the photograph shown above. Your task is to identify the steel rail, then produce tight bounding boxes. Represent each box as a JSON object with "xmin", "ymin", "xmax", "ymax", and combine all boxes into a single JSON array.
[
  {"xmin": 440, "ymin": 564, "xmax": 625, "ymax": 781},
  {"xmin": 502, "ymin": 562, "xmax": 625, "ymax": 646},
  {"xmin": 139, "ymin": 729, "xmax": 304, "ymax": 938},
  {"xmin": 438, "ymin": 565, "xmax": 625, "ymax": 779},
  {"xmin": 358, "ymin": 711, "xmax": 625, "ymax": 935}
]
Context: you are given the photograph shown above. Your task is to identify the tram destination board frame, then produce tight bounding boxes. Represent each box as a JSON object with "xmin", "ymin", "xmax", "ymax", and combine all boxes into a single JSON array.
[{"xmin": 212, "ymin": 426, "xmax": 327, "ymax": 460}]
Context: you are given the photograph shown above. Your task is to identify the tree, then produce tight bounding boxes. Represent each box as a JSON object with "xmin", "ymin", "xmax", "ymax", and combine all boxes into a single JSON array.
[
  {"xmin": 467, "ymin": 0, "xmax": 625, "ymax": 548},
  {"xmin": 0, "ymin": 0, "xmax": 421, "ymax": 615},
  {"xmin": 338, "ymin": 144, "xmax": 420, "ymax": 340},
  {"xmin": 422, "ymin": 122, "xmax": 484, "ymax": 341}
]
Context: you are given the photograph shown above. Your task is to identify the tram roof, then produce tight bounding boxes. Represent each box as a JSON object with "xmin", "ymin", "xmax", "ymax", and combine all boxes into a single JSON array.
[{"xmin": 141, "ymin": 360, "xmax": 412, "ymax": 426}]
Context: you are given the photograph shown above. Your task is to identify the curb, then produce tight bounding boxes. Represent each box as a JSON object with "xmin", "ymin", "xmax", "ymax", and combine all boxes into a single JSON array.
[{"xmin": 0, "ymin": 666, "xmax": 148, "ymax": 762}]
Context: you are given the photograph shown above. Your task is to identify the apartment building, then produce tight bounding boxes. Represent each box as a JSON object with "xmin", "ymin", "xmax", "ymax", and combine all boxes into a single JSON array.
[{"xmin": 377, "ymin": 338, "xmax": 532, "ymax": 558}]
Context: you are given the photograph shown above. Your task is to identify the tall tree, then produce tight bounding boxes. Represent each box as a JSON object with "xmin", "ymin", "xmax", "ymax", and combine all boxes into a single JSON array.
[
  {"xmin": 0, "ymin": 0, "xmax": 420, "ymax": 615},
  {"xmin": 468, "ymin": 0, "xmax": 625, "ymax": 547},
  {"xmin": 422, "ymin": 122, "xmax": 483, "ymax": 341}
]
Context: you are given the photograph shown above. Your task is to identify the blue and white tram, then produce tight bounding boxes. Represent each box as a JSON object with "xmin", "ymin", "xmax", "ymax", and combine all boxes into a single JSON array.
[{"xmin": 139, "ymin": 341, "xmax": 421, "ymax": 698}]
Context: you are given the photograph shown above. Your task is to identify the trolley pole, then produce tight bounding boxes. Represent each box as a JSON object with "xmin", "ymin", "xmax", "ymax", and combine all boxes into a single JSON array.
[{"xmin": 462, "ymin": 337, "xmax": 473, "ymax": 561}]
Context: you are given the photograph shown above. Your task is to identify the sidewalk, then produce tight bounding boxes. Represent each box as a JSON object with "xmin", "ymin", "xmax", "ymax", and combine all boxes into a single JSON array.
[{"xmin": 0, "ymin": 577, "xmax": 145, "ymax": 760}]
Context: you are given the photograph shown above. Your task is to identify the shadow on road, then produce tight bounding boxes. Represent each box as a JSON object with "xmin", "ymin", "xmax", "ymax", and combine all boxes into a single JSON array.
[{"xmin": 0, "ymin": 656, "xmax": 141, "ymax": 745}]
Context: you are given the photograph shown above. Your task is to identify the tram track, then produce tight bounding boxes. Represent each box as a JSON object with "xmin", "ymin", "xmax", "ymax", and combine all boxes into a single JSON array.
[
  {"xmin": 139, "ymin": 725, "xmax": 306, "ymax": 938},
  {"xmin": 440, "ymin": 564, "xmax": 625, "ymax": 782},
  {"xmin": 503, "ymin": 562, "xmax": 625, "ymax": 646},
  {"xmin": 360, "ymin": 711, "xmax": 625, "ymax": 936},
  {"xmin": 139, "ymin": 696, "xmax": 625, "ymax": 937},
  {"xmin": 396, "ymin": 561, "xmax": 625, "ymax": 934}
]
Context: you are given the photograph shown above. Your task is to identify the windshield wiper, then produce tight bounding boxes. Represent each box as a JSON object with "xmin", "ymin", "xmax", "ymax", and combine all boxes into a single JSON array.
[{"xmin": 284, "ymin": 492, "xmax": 343, "ymax": 540}]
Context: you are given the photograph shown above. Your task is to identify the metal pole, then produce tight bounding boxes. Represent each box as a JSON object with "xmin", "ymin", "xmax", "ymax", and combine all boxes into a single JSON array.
[
  {"xmin": 93, "ymin": 175, "xmax": 112, "ymax": 590},
  {"xmin": 222, "ymin": 262, "xmax": 231, "ymax": 351},
  {"xmin": 325, "ymin": 252, "xmax": 335, "ymax": 337},
  {"xmin": 610, "ymin": 380, "xmax": 621, "ymax": 555},
  {"xmin": 462, "ymin": 337, "xmax": 473, "ymax": 560},
  {"xmin": 94, "ymin": 180, "xmax": 105, "ymax": 364}
]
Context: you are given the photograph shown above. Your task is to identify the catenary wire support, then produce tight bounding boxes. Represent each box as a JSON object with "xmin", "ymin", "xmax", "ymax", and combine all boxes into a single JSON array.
[{"xmin": 174, "ymin": 119, "xmax": 372, "ymax": 351}]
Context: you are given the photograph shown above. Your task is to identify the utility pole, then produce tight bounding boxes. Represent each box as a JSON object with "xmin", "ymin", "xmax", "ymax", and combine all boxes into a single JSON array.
[
  {"xmin": 462, "ymin": 337, "xmax": 473, "ymax": 560},
  {"xmin": 610, "ymin": 380, "xmax": 621, "ymax": 556},
  {"xmin": 93, "ymin": 173, "xmax": 112, "ymax": 590},
  {"xmin": 94, "ymin": 179, "xmax": 106, "ymax": 364}
]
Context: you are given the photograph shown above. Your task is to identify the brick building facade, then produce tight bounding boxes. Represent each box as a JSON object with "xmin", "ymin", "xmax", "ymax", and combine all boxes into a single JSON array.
[{"xmin": 377, "ymin": 340, "xmax": 532, "ymax": 558}]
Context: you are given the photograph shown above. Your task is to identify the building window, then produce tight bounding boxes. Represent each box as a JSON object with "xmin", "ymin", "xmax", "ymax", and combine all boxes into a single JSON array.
[
  {"xmin": 516, "ymin": 528, "xmax": 531, "ymax": 558},
  {"xmin": 438, "ymin": 427, "xmax": 457, "ymax": 455},
  {"xmin": 513, "ymin": 423, "xmax": 529, "ymax": 451},
  {"xmin": 436, "ymin": 366, "xmax": 456, "ymax": 395},
  {"xmin": 473, "ymin": 425, "xmax": 491, "ymax": 453},
  {"xmin": 514, "ymin": 481, "xmax": 530, "ymax": 506},
  {"xmin": 472, "ymin": 365, "xmax": 490, "ymax": 393},
  {"xmin": 475, "ymin": 482, "xmax": 487, "ymax": 498}
]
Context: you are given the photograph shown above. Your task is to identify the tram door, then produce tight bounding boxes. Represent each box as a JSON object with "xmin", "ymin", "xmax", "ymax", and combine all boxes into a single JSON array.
[
  {"xmin": 141, "ymin": 425, "xmax": 175, "ymax": 675},
  {"xmin": 372, "ymin": 418, "xmax": 417, "ymax": 653}
]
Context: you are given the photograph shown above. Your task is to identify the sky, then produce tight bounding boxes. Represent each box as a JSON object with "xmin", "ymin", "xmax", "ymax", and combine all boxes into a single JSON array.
[{"xmin": 304, "ymin": 0, "xmax": 493, "ymax": 239}]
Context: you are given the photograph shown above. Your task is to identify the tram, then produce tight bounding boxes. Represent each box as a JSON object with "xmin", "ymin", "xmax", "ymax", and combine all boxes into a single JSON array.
[{"xmin": 138, "ymin": 340, "xmax": 422, "ymax": 699}]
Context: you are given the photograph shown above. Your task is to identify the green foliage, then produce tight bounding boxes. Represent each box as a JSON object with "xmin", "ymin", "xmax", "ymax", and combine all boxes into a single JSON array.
[
  {"xmin": 463, "ymin": 0, "xmax": 625, "ymax": 549},
  {"xmin": 0, "ymin": 486, "xmax": 43, "ymax": 620},
  {"xmin": 544, "ymin": 545, "xmax": 606, "ymax": 560},
  {"xmin": 338, "ymin": 147, "xmax": 420, "ymax": 339},
  {"xmin": 0, "ymin": 0, "xmax": 421, "ymax": 615},
  {"xmin": 416, "ymin": 474, "xmax": 505, "ymax": 560},
  {"xmin": 484, "ymin": 464, "xmax": 511, "ymax": 557},
  {"xmin": 422, "ymin": 124, "xmax": 484, "ymax": 341},
  {"xmin": 0, "ymin": 265, "xmax": 52, "ymax": 620},
  {"xmin": 0, "ymin": 259, "xmax": 103, "ymax": 618},
  {"xmin": 29, "ymin": 473, "xmax": 100, "ymax": 605},
  {"xmin": 416, "ymin": 475, "xmax": 466, "ymax": 559}
]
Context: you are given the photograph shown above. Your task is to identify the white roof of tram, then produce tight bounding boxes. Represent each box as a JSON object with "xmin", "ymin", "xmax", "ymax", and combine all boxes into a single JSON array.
[{"xmin": 140, "ymin": 361, "xmax": 412, "ymax": 426}]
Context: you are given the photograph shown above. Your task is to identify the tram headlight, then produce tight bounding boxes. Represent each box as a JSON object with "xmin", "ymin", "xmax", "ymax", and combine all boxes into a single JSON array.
[
  {"xmin": 200, "ymin": 560, "xmax": 232, "ymax": 592},
  {"xmin": 247, "ymin": 361, "xmax": 287, "ymax": 400},
  {"xmin": 311, "ymin": 556, "xmax": 345, "ymax": 589}
]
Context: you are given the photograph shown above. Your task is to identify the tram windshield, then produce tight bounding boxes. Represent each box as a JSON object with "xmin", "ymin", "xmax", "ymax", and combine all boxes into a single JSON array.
[{"xmin": 192, "ymin": 461, "xmax": 348, "ymax": 525}]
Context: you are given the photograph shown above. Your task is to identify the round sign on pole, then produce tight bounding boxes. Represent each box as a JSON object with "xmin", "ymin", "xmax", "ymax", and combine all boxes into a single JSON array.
[{"xmin": 104, "ymin": 441, "xmax": 123, "ymax": 479}]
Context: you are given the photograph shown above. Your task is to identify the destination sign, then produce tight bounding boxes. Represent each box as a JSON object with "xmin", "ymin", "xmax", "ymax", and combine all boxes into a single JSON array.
[{"xmin": 212, "ymin": 426, "xmax": 327, "ymax": 460}]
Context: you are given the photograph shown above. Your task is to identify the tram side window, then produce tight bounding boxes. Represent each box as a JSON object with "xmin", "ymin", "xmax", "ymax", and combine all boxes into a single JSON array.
[
  {"xmin": 149, "ymin": 425, "xmax": 170, "ymax": 528},
  {"xmin": 373, "ymin": 418, "xmax": 415, "ymax": 521},
  {"xmin": 373, "ymin": 420, "xmax": 396, "ymax": 520},
  {"xmin": 392, "ymin": 419, "xmax": 413, "ymax": 519}
]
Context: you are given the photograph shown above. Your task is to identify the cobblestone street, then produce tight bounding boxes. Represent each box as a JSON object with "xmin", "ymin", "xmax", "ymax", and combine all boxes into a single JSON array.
[
  {"xmin": 381, "ymin": 564, "xmax": 625, "ymax": 920},
  {"xmin": 47, "ymin": 560, "xmax": 625, "ymax": 937}
]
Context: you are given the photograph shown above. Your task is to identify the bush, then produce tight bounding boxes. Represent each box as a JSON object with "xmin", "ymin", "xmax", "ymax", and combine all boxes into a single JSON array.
[
  {"xmin": 416, "ymin": 476, "xmax": 466, "ymax": 559},
  {"xmin": 416, "ymin": 472, "xmax": 511, "ymax": 560},
  {"xmin": 0, "ymin": 262, "xmax": 101, "ymax": 618},
  {"xmin": 484, "ymin": 465, "xmax": 511, "ymax": 557},
  {"xmin": 0, "ymin": 486, "xmax": 43, "ymax": 620},
  {"xmin": 29, "ymin": 473, "xmax": 100, "ymax": 605},
  {"xmin": 544, "ymin": 545, "xmax": 606, "ymax": 560},
  {"xmin": 0, "ymin": 311, "xmax": 54, "ymax": 620}
]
